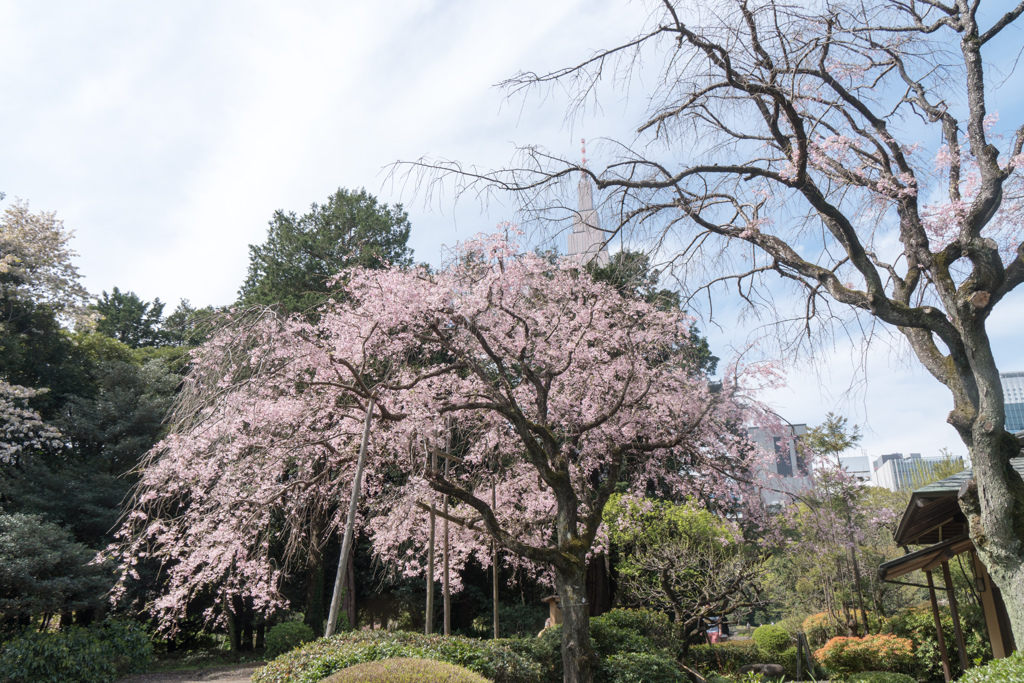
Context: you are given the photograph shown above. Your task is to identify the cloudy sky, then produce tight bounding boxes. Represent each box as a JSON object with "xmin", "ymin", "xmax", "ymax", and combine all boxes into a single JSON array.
[{"xmin": 1, "ymin": 0, "xmax": 1021, "ymax": 466}]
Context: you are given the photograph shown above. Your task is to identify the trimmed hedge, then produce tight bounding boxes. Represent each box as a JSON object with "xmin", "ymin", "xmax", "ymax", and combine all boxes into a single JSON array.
[
  {"xmin": 251, "ymin": 631, "xmax": 539, "ymax": 683},
  {"xmin": 320, "ymin": 657, "xmax": 492, "ymax": 682},
  {"xmin": 0, "ymin": 620, "xmax": 152, "ymax": 683},
  {"xmin": 598, "ymin": 609, "xmax": 676, "ymax": 653},
  {"xmin": 265, "ymin": 621, "xmax": 316, "ymax": 659},
  {"xmin": 959, "ymin": 651, "xmax": 1024, "ymax": 683}
]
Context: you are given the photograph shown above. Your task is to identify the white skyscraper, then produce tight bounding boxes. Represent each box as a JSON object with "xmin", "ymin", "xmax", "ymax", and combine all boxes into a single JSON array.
[
  {"xmin": 567, "ymin": 140, "xmax": 610, "ymax": 267},
  {"xmin": 1001, "ymin": 371, "xmax": 1024, "ymax": 433}
]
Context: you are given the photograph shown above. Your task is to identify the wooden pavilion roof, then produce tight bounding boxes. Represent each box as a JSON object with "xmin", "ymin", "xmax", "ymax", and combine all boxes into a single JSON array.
[{"xmin": 893, "ymin": 455, "xmax": 1024, "ymax": 547}]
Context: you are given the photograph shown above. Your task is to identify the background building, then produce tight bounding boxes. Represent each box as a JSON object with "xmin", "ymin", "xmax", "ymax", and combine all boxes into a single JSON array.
[
  {"xmin": 748, "ymin": 423, "xmax": 811, "ymax": 506},
  {"xmin": 566, "ymin": 142, "xmax": 610, "ymax": 267},
  {"xmin": 1001, "ymin": 371, "xmax": 1024, "ymax": 433},
  {"xmin": 874, "ymin": 453, "xmax": 966, "ymax": 492},
  {"xmin": 835, "ymin": 454, "xmax": 871, "ymax": 482}
]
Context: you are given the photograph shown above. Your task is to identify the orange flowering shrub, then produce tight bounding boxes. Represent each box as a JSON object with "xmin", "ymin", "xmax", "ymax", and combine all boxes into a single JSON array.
[
  {"xmin": 802, "ymin": 612, "xmax": 835, "ymax": 646},
  {"xmin": 815, "ymin": 634, "xmax": 914, "ymax": 675}
]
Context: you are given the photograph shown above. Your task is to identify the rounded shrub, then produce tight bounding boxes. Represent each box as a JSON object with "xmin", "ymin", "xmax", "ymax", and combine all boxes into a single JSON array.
[
  {"xmin": 320, "ymin": 657, "xmax": 492, "ymax": 682},
  {"xmin": 959, "ymin": 651, "xmax": 1024, "ymax": 683},
  {"xmin": 252, "ymin": 630, "xmax": 540, "ymax": 683},
  {"xmin": 847, "ymin": 672, "xmax": 918, "ymax": 683},
  {"xmin": 802, "ymin": 612, "xmax": 835, "ymax": 647},
  {"xmin": 814, "ymin": 634, "xmax": 914, "ymax": 676},
  {"xmin": 265, "ymin": 620, "xmax": 316, "ymax": 659},
  {"xmin": 753, "ymin": 624, "xmax": 791, "ymax": 655}
]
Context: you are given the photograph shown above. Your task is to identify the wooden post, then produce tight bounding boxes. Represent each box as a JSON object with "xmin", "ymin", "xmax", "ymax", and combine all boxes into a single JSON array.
[
  {"xmin": 443, "ymin": 452, "xmax": 451, "ymax": 636},
  {"xmin": 800, "ymin": 633, "xmax": 815, "ymax": 675},
  {"xmin": 426, "ymin": 444, "xmax": 435, "ymax": 635},
  {"xmin": 926, "ymin": 569, "xmax": 953, "ymax": 683},
  {"xmin": 796, "ymin": 632, "xmax": 803, "ymax": 681},
  {"xmin": 325, "ymin": 397, "xmax": 375, "ymax": 637},
  {"xmin": 972, "ymin": 550, "xmax": 1009, "ymax": 658},
  {"xmin": 492, "ymin": 483, "xmax": 499, "ymax": 640},
  {"xmin": 941, "ymin": 560, "xmax": 970, "ymax": 672}
]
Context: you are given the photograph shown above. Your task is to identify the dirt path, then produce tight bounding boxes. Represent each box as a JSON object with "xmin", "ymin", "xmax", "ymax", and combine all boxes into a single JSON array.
[{"xmin": 118, "ymin": 663, "xmax": 264, "ymax": 683}]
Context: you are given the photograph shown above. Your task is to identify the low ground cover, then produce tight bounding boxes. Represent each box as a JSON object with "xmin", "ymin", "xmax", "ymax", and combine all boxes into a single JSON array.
[{"xmin": 0, "ymin": 619, "xmax": 152, "ymax": 683}]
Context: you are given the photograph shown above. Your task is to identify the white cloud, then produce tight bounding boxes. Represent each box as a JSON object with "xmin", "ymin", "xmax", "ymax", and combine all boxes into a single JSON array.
[{"xmin": 0, "ymin": 0, "xmax": 1020, "ymax": 461}]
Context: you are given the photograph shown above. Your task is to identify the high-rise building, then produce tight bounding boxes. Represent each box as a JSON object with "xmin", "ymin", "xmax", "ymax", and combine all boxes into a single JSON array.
[
  {"xmin": 1001, "ymin": 371, "xmax": 1024, "ymax": 433},
  {"xmin": 567, "ymin": 140, "xmax": 610, "ymax": 267},
  {"xmin": 873, "ymin": 453, "xmax": 966, "ymax": 491},
  {"xmin": 747, "ymin": 423, "xmax": 811, "ymax": 506}
]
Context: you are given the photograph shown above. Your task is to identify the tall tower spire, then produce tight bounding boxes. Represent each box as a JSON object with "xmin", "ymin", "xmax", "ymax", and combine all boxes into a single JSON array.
[{"xmin": 567, "ymin": 138, "xmax": 610, "ymax": 266}]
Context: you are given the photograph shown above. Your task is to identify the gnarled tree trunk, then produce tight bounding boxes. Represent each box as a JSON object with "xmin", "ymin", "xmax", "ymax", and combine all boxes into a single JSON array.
[{"xmin": 555, "ymin": 560, "xmax": 596, "ymax": 683}]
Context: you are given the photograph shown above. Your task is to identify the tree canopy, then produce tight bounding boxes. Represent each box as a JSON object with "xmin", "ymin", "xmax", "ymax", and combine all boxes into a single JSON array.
[
  {"xmin": 410, "ymin": 0, "xmax": 1024, "ymax": 642},
  {"xmin": 92, "ymin": 288, "xmax": 167, "ymax": 348},
  {"xmin": 115, "ymin": 232, "xmax": 770, "ymax": 683},
  {"xmin": 238, "ymin": 188, "xmax": 414, "ymax": 313}
]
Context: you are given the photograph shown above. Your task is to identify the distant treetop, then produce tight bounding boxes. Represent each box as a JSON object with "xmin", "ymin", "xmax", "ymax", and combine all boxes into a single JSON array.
[{"xmin": 239, "ymin": 188, "xmax": 413, "ymax": 313}]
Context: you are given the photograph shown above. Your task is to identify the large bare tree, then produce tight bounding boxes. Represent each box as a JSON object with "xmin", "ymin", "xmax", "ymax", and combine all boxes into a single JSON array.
[{"xmin": 403, "ymin": 0, "xmax": 1024, "ymax": 641}]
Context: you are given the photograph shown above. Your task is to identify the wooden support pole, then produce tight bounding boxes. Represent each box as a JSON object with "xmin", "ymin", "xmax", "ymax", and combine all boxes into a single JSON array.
[
  {"xmin": 492, "ymin": 484, "xmax": 499, "ymax": 640},
  {"xmin": 796, "ymin": 632, "xmax": 803, "ymax": 681},
  {"xmin": 443, "ymin": 453, "xmax": 451, "ymax": 636},
  {"xmin": 800, "ymin": 632, "xmax": 815, "ymax": 675},
  {"xmin": 426, "ymin": 445, "xmax": 435, "ymax": 635},
  {"xmin": 326, "ymin": 398, "xmax": 375, "ymax": 637},
  {"xmin": 942, "ymin": 560, "xmax": 970, "ymax": 672},
  {"xmin": 926, "ymin": 569, "xmax": 953, "ymax": 683}
]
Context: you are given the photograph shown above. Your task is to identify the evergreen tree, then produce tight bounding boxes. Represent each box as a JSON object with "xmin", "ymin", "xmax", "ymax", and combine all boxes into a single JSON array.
[{"xmin": 239, "ymin": 188, "xmax": 414, "ymax": 313}]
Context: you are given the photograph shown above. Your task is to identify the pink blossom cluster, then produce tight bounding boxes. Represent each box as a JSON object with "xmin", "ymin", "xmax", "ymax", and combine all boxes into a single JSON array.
[{"xmin": 113, "ymin": 232, "xmax": 774, "ymax": 632}]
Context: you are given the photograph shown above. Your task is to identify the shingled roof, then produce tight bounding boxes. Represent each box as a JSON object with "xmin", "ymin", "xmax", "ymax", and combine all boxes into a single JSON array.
[{"xmin": 893, "ymin": 455, "xmax": 1024, "ymax": 547}]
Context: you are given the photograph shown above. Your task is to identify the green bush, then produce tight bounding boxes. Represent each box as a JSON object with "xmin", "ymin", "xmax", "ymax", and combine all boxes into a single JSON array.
[
  {"xmin": 252, "ymin": 630, "xmax": 539, "ymax": 683},
  {"xmin": 959, "ymin": 651, "xmax": 1024, "ymax": 683},
  {"xmin": 753, "ymin": 624, "xmax": 791, "ymax": 655},
  {"xmin": 91, "ymin": 619, "xmax": 153, "ymax": 675},
  {"xmin": 885, "ymin": 605, "xmax": 991, "ymax": 682},
  {"xmin": 688, "ymin": 641, "xmax": 762, "ymax": 674},
  {"xmin": 501, "ymin": 614, "xmax": 679, "ymax": 683},
  {"xmin": 815, "ymin": 634, "xmax": 914, "ymax": 676},
  {"xmin": 472, "ymin": 603, "xmax": 546, "ymax": 638},
  {"xmin": 598, "ymin": 609, "xmax": 676, "ymax": 652},
  {"xmin": 265, "ymin": 620, "xmax": 316, "ymax": 659},
  {"xmin": 320, "ymin": 657, "xmax": 492, "ymax": 682},
  {"xmin": 847, "ymin": 672, "xmax": 919, "ymax": 683},
  {"xmin": 602, "ymin": 651, "xmax": 686, "ymax": 683},
  {"xmin": 0, "ymin": 620, "xmax": 152, "ymax": 683}
]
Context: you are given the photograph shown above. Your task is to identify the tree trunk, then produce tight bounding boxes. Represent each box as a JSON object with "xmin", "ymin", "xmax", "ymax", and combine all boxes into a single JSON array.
[
  {"xmin": 226, "ymin": 608, "xmax": 238, "ymax": 655},
  {"xmin": 344, "ymin": 544, "xmax": 357, "ymax": 632},
  {"xmin": 848, "ymin": 545, "xmax": 870, "ymax": 635},
  {"xmin": 555, "ymin": 562, "xmax": 596, "ymax": 683},
  {"xmin": 304, "ymin": 546, "xmax": 326, "ymax": 636},
  {"xmin": 585, "ymin": 555, "xmax": 612, "ymax": 617},
  {"xmin": 959, "ymin": 428, "xmax": 1024, "ymax": 644}
]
